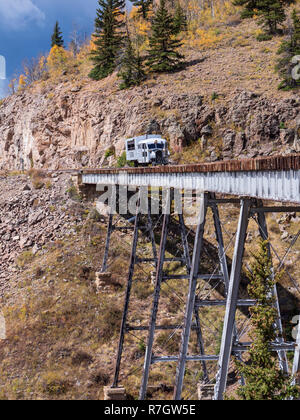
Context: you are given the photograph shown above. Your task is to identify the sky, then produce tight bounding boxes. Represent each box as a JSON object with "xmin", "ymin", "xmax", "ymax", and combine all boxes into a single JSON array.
[{"xmin": 0, "ymin": 0, "xmax": 125, "ymax": 97}]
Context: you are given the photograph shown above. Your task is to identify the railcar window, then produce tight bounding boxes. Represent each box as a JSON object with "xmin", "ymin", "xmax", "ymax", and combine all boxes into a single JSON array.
[
  {"xmin": 127, "ymin": 141, "xmax": 135, "ymax": 151},
  {"xmin": 148, "ymin": 143, "xmax": 164, "ymax": 150}
]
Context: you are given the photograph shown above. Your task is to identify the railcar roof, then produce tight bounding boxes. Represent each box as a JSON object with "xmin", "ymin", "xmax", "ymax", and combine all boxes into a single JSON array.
[{"xmin": 126, "ymin": 134, "xmax": 163, "ymax": 142}]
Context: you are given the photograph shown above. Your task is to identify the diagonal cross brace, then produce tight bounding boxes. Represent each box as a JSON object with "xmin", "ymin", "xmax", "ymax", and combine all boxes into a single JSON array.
[
  {"xmin": 179, "ymin": 213, "xmax": 209, "ymax": 384},
  {"xmin": 112, "ymin": 195, "xmax": 141, "ymax": 388},
  {"xmin": 139, "ymin": 191, "xmax": 171, "ymax": 400},
  {"xmin": 214, "ymin": 198, "xmax": 251, "ymax": 400},
  {"xmin": 173, "ymin": 193, "xmax": 209, "ymax": 400}
]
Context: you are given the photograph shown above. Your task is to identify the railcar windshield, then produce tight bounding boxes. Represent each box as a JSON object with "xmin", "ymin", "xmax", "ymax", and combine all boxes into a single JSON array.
[{"xmin": 148, "ymin": 143, "xmax": 164, "ymax": 150}]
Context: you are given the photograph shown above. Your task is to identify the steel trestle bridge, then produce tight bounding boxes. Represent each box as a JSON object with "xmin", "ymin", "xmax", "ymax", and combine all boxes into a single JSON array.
[{"xmin": 79, "ymin": 154, "xmax": 300, "ymax": 400}]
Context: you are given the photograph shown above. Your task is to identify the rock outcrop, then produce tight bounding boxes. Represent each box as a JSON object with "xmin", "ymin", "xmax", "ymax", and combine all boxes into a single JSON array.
[
  {"xmin": 0, "ymin": 83, "xmax": 299, "ymax": 170},
  {"xmin": 0, "ymin": 172, "xmax": 85, "ymax": 287}
]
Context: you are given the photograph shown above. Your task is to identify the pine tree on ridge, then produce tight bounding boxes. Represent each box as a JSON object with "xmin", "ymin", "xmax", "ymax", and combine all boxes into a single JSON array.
[
  {"xmin": 146, "ymin": 0, "xmax": 184, "ymax": 73},
  {"xmin": 51, "ymin": 21, "xmax": 64, "ymax": 48},
  {"xmin": 118, "ymin": 29, "xmax": 145, "ymax": 89},
  {"xmin": 233, "ymin": 0, "xmax": 296, "ymax": 37},
  {"xmin": 89, "ymin": 0, "xmax": 126, "ymax": 80},
  {"xmin": 173, "ymin": 2, "xmax": 188, "ymax": 35},
  {"xmin": 132, "ymin": 0, "xmax": 153, "ymax": 20}
]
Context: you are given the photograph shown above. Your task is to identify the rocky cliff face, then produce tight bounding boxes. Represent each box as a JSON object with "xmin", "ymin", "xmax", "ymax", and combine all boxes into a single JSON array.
[
  {"xmin": 0, "ymin": 81, "xmax": 299, "ymax": 170},
  {"xmin": 0, "ymin": 171, "xmax": 86, "ymax": 291}
]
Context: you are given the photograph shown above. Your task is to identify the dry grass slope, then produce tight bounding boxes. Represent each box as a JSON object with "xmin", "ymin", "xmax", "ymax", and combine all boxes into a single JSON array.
[{"xmin": 0, "ymin": 189, "xmax": 299, "ymax": 399}]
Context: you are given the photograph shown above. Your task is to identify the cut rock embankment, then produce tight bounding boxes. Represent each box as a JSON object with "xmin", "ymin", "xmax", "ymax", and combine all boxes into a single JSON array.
[{"xmin": 0, "ymin": 173, "xmax": 85, "ymax": 294}]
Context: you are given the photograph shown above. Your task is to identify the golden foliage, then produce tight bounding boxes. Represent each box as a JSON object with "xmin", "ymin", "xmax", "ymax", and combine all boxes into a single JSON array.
[
  {"xmin": 184, "ymin": 0, "xmax": 238, "ymax": 29},
  {"xmin": 8, "ymin": 78, "xmax": 17, "ymax": 94},
  {"xmin": 125, "ymin": 0, "xmax": 236, "ymax": 54},
  {"xmin": 89, "ymin": 35, "xmax": 98, "ymax": 52},
  {"xmin": 47, "ymin": 45, "xmax": 72, "ymax": 76},
  {"xmin": 174, "ymin": 0, "xmax": 238, "ymax": 51},
  {"xmin": 127, "ymin": 7, "xmax": 153, "ymax": 51},
  {"xmin": 39, "ymin": 56, "xmax": 47, "ymax": 72},
  {"xmin": 184, "ymin": 28, "xmax": 223, "ymax": 50},
  {"xmin": 18, "ymin": 74, "xmax": 27, "ymax": 90}
]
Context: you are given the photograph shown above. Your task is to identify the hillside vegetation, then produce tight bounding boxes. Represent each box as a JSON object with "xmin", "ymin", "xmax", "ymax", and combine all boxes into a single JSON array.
[
  {"xmin": 0, "ymin": 0, "xmax": 300, "ymax": 400},
  {"xmin": 0, "ymin": 172, "xmax": 299, "ymax": 399},
  {"xmin": 0, "ymin": 1, "xmax": 299, "ymax": 171}
]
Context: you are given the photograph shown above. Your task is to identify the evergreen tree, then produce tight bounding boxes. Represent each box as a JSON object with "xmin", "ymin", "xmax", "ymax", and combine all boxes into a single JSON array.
[
  {"xmin": 118, "ymin": 31, "xmax": 145, "ymax": 89},
  {"xmin": 233, "ymin": 0, "xmax": 295, "ymax": 36},
  {"xmin": 173, "ymin": 3, "xmax": 188, "ymax": 35},
  {"xmin": 234, "ymin": 241, "xmax": 299, "ymax": 400},
  {"xmin": 51, "ymin": 21, "xmax": 64, "ymax": 48},
  {"xmin": 257, "ymin": 0, "xmax": 287, "ymax": 35},
  {"xmin": 233, "ymin": 0, "xmax": 259, "ymax": 19},
  {"xmin": 146, "ymin": 0, "xmax": 184, "ymax": 73},
  {"xmin": 89, "ymin": 0, "xmax": 125, "ymax": 80},
  {"xmin": 276, "ymin": 10, "xmax": 300, "ymax": 90},
  {"xmin": 132, "ymin": 0, "xmax": 153, "ymax": 20}
]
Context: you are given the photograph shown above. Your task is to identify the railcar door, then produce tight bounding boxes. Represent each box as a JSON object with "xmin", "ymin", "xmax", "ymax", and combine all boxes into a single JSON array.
[
  {"xmin": 142, "ymin": 143, "xmax": 148, "ymax": 164},
  {"xmin": 137, "ymin": 143, "xmax": 143, "ymax": 164}
]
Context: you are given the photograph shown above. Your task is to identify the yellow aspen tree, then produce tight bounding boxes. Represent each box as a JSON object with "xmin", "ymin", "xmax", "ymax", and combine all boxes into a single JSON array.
[
  {"xmin": 47, "ymin": 45, "xmax": 71, "ymax": 76},
  {"xmin": 18, "ymin": 74, "xmax": 27, "ymax": 90}
]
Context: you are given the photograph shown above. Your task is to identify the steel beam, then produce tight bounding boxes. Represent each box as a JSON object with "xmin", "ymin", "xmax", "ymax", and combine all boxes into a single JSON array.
[
  {"xmin": 211, "ymin": 193, "xmax": 245, "ymax": 387},
  {"xmin": 147, "ymin": 204, "xmax": 158, "ymax": 267},
  {"xmin": 208, "ymin": 199, "xmax": 241, "ymax": 204},
  {"xmin": 162, "ymin": 274, "xmax": 223, "ymax": 281},
  {"xmin": 210, "ymin": 197, "xmax": 230, "ymax": 293},
  {"xmin": 173, "ymin": 193, "xmax": 209, "ymax": 400},
  {"xmin": 251, "ymin": 207, "xmax": 300, "ymax": 213},
  {"xmin": 139, "ymin": 192, "xmax": 171, "ymax": 400},
  {"xmin": 153, "ymin": 355, "xmax": 219, "ymax": 363},
  {"xmin": 127, "ymin": 324, "xmax": 199, "ymax": 331},
  {"xmin": 214, "ymin": 198, "xmax": 251, "ymax": 400},
  {"xmin": 179, "ymin": 213, "xmax": 209, "ymax": 384},
  {"xmin": 101, "ymin": 213, "xmax": 113, "ymax": 273},
  {"xmin": 195, "ymin": 299, "xmax": 256, "ymax": 308},
  {"xmin": 233, "ymin": 342, "xmax": 296, "ymax": 352},
  {"xmin": 179, "ymin": 213, "xmax": 191, "ymax": 270},
  {"xmin": 82, "ymin": 166, "xmax": 300, "ymax": 205},
  {"xmin": 152, "ymin": 341, "xmax": 296, "ymax": 364},
  {"xmin": 194, "ymin": 309, "xmax": 209, "ymax": 384},
  {"xmin": 112, "ymin": 198, "xmax": 140, "ymax": 388},
  {"xmin": 137, "ymin": 258, "xmax": 184, "ymax": 263}
]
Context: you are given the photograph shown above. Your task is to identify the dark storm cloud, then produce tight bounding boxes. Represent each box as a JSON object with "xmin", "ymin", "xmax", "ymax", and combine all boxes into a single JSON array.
[{"xmin": 0, "ymin": 0, "xmax": 101, "ymax": 96}]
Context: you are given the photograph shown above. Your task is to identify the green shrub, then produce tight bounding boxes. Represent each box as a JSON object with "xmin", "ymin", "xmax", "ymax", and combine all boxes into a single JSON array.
[
  {"xmin": 17, "ymin": 251, "xmax": 34, "ymax": 268},
  {"xmin": 42, "ymin": 372, "xmax": 71, "ymax": 396},
  {"xmin": 90, "ymin": 371, "xmax": 110, "ymax": 386},
  {"xmin": 71, "ymin": 351, "xmax": 94, "ymax": 366},
  {"xmin": 99, "ymin": 302, "xmax": 122, "ymax": 341},
  {"xmin": 66, "ymin": 185, "xmax": 81, "ymax": 202},
  {"xmin": 117, "ymin": 152, "xmax": 134, "ymax": 168},
  {"xmin": 117, "ymin": 152, "xmax": 127, "ymax": 168},
  {"xmin": 279, "ymin": 122, "xmax": 286, "ymax": 129},
  {"xmin": 256, "ymin": 33, "xmax": 273, "ymax": 42},
  {"xmin": 234, "ymin": 241, "xmax": 299, "ymax": 400},
  {"xmin": 134, "ymin": 282, "xmax": 154, "ymax": 300},
  {"xmin": 104, "ymin": 147, "xmax": 115, "ymax": 159},
  {"xmin": 211, "ymin": 92, "xmax": 219, "ymax": 101}
]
